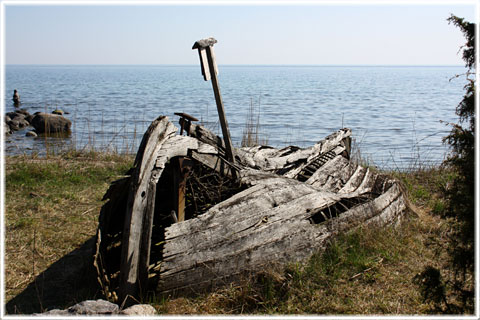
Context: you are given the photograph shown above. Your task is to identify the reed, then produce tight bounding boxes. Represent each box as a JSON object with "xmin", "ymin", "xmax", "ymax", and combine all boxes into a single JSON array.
[
  {"xmin": 13, "ymin": 103, "xmax": 149, "ymax": 158},
  {"xmin": 241, "ymin": 97, "xmax": 268, "ymax": 147}
]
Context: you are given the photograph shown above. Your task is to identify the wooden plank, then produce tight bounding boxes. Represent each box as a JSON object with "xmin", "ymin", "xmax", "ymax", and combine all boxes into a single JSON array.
[
  {"xmin": 306, "ymin": 155, "xmax": 350, "ymax": 189},
  {"xmin": 232, "ymin": 128, "xmax": 351, "ymax": 176},
  {"xmin": 118, "ymin": 116, "xmax": 177, "ymax": 305},
  {"xmin": 190, "ymin": 150, "xmax": 233, "ymax": 177},
  {"xmin": 189, "ymin": 123, "xmax": 225, "ymax": 151},
  {"xmin": 198, "ymin": 48, "xmax": 211, "ymax": 81},
  {"xmin": 197, "ymin": 141, "xmax": 218, "ymax": 154},
  {"xmin": 155, "ymin": 135, "xmax": 198, "ymax": 168},
  {"xmin": 137, "ymin": 167, "xmax": 161, "ymax": 299}
]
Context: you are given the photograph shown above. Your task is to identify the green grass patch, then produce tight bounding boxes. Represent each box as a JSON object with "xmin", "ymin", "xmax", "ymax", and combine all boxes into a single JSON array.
[{"xmin": 4, "ymin": 152, "xmax": 134, "ymax": 312}]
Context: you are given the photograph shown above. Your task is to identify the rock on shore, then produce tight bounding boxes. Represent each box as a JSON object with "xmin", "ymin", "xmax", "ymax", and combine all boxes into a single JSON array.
[{"xmin": 35, "ymin": 299, "xmax": 156, "ymax": 316}]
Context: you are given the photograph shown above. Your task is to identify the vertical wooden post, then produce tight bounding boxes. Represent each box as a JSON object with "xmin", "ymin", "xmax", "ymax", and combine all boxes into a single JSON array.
[
  {"xmin": 172, "ymin": 157, "xmax": 192, "ymax": 222},
  {"xmin": 193, "ymin": 37, "xmax": 237, "ymax": 178}
]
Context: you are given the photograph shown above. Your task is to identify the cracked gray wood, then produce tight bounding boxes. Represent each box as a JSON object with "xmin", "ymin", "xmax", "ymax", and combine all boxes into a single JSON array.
[{"xmin": 95, "ymin": 117, "xmax": 407, "ymax": 302}]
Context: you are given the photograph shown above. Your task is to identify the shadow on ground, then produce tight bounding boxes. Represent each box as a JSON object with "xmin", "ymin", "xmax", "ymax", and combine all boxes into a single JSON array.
[{"xmin": 6, "ymin": 237, "xmax": 102, "ymax": 314}]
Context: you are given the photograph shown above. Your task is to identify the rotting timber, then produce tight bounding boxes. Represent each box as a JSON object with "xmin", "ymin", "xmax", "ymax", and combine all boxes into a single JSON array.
[{"xmin": 94, "ymin": 115, "xmax": 408, "ymax": 305}]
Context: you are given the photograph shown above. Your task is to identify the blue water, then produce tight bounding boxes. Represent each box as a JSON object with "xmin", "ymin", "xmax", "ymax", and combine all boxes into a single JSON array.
[{"xmin": 4, "ymin": 65, "xmax": 466, "ymax": 169}]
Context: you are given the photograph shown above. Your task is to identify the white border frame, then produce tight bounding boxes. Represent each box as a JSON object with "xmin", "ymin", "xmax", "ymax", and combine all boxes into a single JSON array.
[{"xmin": 0, "ymin": 1, "xmax": 478, "ymax": 319}]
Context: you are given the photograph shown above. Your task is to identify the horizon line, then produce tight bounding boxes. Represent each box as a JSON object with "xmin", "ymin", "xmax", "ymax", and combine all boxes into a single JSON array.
[{"xmin": 4, "ymin": 63, "xmax": 466, "ymax": 67}]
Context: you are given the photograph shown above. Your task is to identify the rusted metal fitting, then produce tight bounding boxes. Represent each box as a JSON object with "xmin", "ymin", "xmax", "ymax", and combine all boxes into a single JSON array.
[{"xmin": 174, "ymin": 112, "xmax": 198, "ymax": 136}]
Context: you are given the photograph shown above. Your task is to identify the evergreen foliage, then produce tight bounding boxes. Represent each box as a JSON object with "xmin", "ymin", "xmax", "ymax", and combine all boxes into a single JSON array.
[{"xmin": 415, "ymin": 15, "xmax": 476, "ymax": 313}]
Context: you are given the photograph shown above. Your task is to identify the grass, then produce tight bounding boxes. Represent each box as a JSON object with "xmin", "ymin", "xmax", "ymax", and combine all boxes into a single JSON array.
[
  {"xmin": 4, "ymin": 151, "xmax": 134, "ymax": 312},
  {"xmin": 155, "ymin": 214, "xmax": 450, "ymax": 315},
  {"xmin": 150, "ymin": 163, "xmax": 457, "ymax": 315},
  {"xmin": 4, "ymin": 148, "xmax": 460, "ymax": 315},
  {"xmin": 241, "ymin": 98, "xmax": 268, "ymax": 147}
]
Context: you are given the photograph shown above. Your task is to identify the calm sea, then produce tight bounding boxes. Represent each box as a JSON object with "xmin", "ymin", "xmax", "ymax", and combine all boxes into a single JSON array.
[{"xmin": 4, "ymin": 65, "xmax": 466, "ymax": 169}]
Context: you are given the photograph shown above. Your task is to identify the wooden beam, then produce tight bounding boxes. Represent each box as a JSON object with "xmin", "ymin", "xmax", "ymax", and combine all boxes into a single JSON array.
[
  {"xmin": 192, "ymin": 37, "xmax": 237, "ymax": 178},
  {"xmin": 204, "ymin": 45, "xmax": 237, "ymax": 177},
  {"xmin": 173, "ymin": 157, "xmax": 193, "ymax": 222},
  {"xmin": 198, "ymin": 48, "xmax": 211, "ymax": 81},
  {"xmin": 118, "ymin": 116, "xmax": 177, "ymax": 306}
]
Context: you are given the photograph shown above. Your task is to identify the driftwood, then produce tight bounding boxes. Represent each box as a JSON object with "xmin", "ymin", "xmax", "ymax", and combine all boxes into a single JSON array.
[{"xmin": 94, "ymin": 115, "xmax": 407, "ymax": 303}]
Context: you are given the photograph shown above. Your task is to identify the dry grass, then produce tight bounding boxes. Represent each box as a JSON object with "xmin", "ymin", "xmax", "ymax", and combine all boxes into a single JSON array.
[
  {"xmin": 4, "ymin": 152, "xmax": 133, "ymax": 313},
  {"xmin": 4, "ymin": 150, "xmax": 459, "ymax": 315},
  {"xmin": 156, "ymin": 213, "xmax": 450, "ymax": 315},
  {"xmin": 241, "ymin": 98, "xmax": 268, "ymax": 147},
  {"xmin": 152, "ymin": 167, "xmax": 456, "ymax": 315}
]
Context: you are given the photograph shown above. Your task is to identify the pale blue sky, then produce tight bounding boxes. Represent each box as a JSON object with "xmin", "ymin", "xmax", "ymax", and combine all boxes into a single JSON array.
[{"xmin": 3, "ymin": 2, "xmax": 478, "ymax": 65}]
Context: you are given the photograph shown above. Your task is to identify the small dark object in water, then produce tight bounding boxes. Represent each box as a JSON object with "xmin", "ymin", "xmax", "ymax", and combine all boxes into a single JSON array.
[{"xmin": 13, "ymin": 89, "xmax": 20, "ymax": 106}]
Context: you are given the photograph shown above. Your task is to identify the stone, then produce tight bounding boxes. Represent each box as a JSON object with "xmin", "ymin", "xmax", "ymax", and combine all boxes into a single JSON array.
[
  {"xmin": 67, "ymin": 299, "xmax": 119, "ymax": 315},
  {"xmin": 16, "ymin": 118, "xmax": 30, "ymax": 129},
  {"xmin": 26, "ymin": 131, "xmax": 38, "ymax": 137},
  {"xmin": 30, "ymin": 112, "xmax": 71, "ymax": 134},
  {"xmin": 52, "ymin": 109, "xmax": 64, "ymax": 115},
  {"xmin": 12, "ymin": 114, "xmax": 26, "ymax": 121},
  {"xmin": 7, "ymin": 111, "xmax": 30, "ymax": 131},
  {"xmin": 6, "ymin": 112, "xmax": 18, "ymax": 119},
  {"xmin": 5, "ymin": 110, "xmax": 30, "ymax": 123},
  {"xmin": 35, "ymin": 309, "xmax": 69, "ymax": 316},
  {"xmin": 121, "ymin": 304, "xmax": 157, "ymax": 316},
  {"xmin": 25, "ymin": 114, "xmax": 34, "ymax": 124},
  {"xmin": 7, "ymin": 119, "xmax": 20, "ymax": 131},
  {"xmin": 34, "ymin": 299, "xmax": 120, "ymax": 316},
  {"xmin": 15, "ymin": 108, "xmax": 30, "ymax": 116}
]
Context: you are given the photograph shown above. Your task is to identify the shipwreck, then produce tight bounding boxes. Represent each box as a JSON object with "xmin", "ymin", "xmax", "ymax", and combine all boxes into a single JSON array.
[
  {"xmin": 94, "ymin": 115, "xmax": 408, "ymax": 305},
  {"xmin": 93, "ymin": 37, "xmax": 408, "ymax": 306}
]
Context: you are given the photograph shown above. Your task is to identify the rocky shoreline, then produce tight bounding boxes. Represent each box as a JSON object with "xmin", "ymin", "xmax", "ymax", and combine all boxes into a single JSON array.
[{"xmin": 5, "ymin": 108, "xmax": 71, "ymax": 137}]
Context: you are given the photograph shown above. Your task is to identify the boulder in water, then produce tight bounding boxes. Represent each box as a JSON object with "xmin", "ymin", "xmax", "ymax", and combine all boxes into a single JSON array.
[
  {"xmin": 31, "ymin": 112, "xmax": 71, "ymax": 134},
  {"xmin": 7, "ymin": 119, "xmax": 20, "ymax": 131},
  {"xmin": 5, "ymin": 110, "xmax": 33, "ymax": 132}
]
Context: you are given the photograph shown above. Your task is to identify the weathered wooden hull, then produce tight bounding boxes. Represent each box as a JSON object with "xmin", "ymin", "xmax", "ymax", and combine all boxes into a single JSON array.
[
  {"xmin": 94, "ymin": 116, "xmax": 407, "ymax": 302},
  {"xmin": 158, "ymin": 165, "xmax": 406, "ymax": 295}
]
